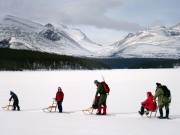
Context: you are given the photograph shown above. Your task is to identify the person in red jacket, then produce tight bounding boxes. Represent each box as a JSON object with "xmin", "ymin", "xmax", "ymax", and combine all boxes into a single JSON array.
[
  {"xmin": 138, "ymin": 91, "xmax": 156, "ymax": 115},
  {"xmin": 55, "ymin": 87, "xmax": 64, "ymax": 113}
]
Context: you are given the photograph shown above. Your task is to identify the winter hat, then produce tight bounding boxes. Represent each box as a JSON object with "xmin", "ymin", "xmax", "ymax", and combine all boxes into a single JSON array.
[
  {"xmin": 94, "ymin": 80, "xmax": 99, "ymax": 84},
  {"xmin": 156, "ymin": 83, "xmax": 161, "ymax": 86},
  {"xmin": 147, "ymin": 92, "xmax": 152, "ymax": 96},
  {"xmin": 10, "ymin": 91, "xmax": 13, "ymax": 95}
]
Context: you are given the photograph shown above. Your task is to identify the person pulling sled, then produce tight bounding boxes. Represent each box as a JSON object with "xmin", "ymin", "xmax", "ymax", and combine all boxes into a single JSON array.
[
  {"xmin": 9, "ymin": 91, "xmax": 20, "ymax": 111},
  {"xmin": 94, "ymin": 80, "xmax": 109, "ymax": 115},
  {"xmin": 154, "ymin": 83, "xmax": 171, "ymax": 119}
]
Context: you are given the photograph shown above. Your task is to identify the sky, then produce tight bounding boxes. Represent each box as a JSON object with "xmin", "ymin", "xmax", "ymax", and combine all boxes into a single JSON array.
[{"xmin": 0, "ymin": 0, "xmax": 179, "ymax": 45}]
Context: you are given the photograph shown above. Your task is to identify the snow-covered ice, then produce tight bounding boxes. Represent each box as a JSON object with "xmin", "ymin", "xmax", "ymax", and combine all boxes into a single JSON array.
[{"xmin": 0, "ymin": 69, "xmax": 180, "ymax": 135}]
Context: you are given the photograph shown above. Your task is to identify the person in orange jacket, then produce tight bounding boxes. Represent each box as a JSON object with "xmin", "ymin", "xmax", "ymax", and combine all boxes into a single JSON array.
[
  {"xmin": 139, "ymin": 91, "xmax": 156, "ymax": 115},
  {"xmin": 55, "ymin": 87, "xmax": 64, "ymax": 113}
]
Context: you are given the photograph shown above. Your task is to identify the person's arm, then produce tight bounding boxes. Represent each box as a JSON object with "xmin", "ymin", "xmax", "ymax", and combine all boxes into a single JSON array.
[
  {"xmin": 141, "ymin": 99, "xmax": 148, "ymax": 105},
  {"xmin": 154, "ymin": 88, "xmax": 162, "ymax": 100},
  {"xmin": 9, "ymin": 95, "xmax": 13, "ymax": 101}
]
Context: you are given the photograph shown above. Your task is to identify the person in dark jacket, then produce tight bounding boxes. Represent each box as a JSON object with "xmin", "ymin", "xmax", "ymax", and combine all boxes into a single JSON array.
[
  {"xmin": 154, "ymin": 83, "xmax": 170, "ymax": 119},
  {"xmin": 139, "ymin": 91, "xmax": 156, "ymax": 115},
  {"xmin": 94, "ymin": 80, "xmax": 107, "ymax": 115},
  {"xmin": 55, "ymin": 87, "xmax": 64, "ymax": 113},
  {"xmin": 9, "ymin": 91, "xmax": 20, "ymax": 111}
]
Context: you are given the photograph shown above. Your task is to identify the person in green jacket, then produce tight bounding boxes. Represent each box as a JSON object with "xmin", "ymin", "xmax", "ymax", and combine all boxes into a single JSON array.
[
  {"xmin": 154, "ymin": 83, "xmax": 170, "ymax": 119},
  {"xmin": 94, "ymin": 80, "xmax": 107, "ymax": 115}
]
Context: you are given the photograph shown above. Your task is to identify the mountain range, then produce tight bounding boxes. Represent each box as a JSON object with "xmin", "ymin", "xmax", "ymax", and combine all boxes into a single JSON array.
[{"xmin": 0, "ymin": 15, "xmax": 180, "ymax": 59}]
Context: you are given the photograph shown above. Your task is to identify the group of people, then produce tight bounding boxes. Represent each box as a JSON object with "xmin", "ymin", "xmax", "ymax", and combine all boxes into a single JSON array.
[
  {"xmin": 8, "ymin": 87, "xmax": 64, "ymax": 113},
  {"xmin": 7, "ymin": 81, "xmax": 171, "ymax": 119},
  {"xmin": 139, "ymin": 83, "xmax": 171, "ymax": 119}
]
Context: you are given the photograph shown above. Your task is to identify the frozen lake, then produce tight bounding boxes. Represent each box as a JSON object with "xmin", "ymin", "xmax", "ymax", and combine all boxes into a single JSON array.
[{"xmin": 0, "ymin": 69, "xmax": 180, "ymax": 135}]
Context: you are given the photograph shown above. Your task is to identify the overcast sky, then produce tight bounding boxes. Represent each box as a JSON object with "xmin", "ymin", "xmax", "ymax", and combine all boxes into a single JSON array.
[{"xmin": 0, "ymin": 0, "xmax": 179, "ymax": 45}]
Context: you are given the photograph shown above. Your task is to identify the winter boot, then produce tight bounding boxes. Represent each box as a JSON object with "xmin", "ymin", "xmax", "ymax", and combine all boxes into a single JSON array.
[
  {"xmin": 96, "ymin": 105, "xmax": 102, "ymax": 115},
  {"xmin": 164, "ymin": 109, "xmax": 169, "ymax": 119},
  {"xmin": 138, "ymin": 107, "xmax": 144, "ymax": 116},
  {"xmin": 157, "ymin": 108, "xmax": 163, "ymax": 119},
  {"xmin": 102, "ymin": 105, "xmax": 107, "ymax": 115}
]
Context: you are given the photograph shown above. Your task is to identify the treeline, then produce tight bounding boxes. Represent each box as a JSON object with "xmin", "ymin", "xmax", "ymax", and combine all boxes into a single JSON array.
[
  {"xmin": 0, "ymin": 48, "xmax": 110, "ymax": 71},
  {"xmin": 96, "ymin": 58, "xmax": 180, "ymax": 69}
]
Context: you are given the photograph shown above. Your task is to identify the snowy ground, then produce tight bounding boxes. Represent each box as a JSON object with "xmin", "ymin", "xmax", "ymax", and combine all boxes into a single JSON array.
[{"xmin": 0, "ymin": 69, "xmax": 180, "ymax": 135}]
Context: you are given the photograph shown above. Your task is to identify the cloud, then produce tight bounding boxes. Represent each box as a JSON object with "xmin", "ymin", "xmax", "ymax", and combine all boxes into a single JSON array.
[{"xmin": 0, "ymin": 0, "xmax": 142, "ymax": 32}]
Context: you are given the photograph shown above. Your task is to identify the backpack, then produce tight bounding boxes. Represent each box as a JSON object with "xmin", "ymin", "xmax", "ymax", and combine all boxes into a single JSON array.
[
  {"xmin": 160, "ymin": 85, "xmax": 171, "ymax": 103},
  {"xmin": 101, "ymin": 81, "xmax": 110, "ymax": 94},
  {"xmin": 161, "ymin": 85, "xmax": 171, "ymax": 98}
]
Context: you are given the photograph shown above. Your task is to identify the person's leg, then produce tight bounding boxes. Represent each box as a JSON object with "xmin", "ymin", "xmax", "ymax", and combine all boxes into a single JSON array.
[
  {"xmin": 13, "ymin": 101, "xmax": 17, "ymax": 110},
  {"xmin": 16, "ymin": 101, "xmax": 20, "ymax": 111},
  {"xmin": 139, "ymin": 106, "xmax": 145, "ymax": 115},
  {"xmin": 57, "ymin": 101, "xmax": 62, "ymax": 112},
  {"xmin": 59, "ymin": 102, "xmax": 62, "ymax": 112},
  {"xmin": 102, "ymin": 95, "xmax": 107, "ymax": 115},
  {"xmin": 157, "ymin": 105, "xmax": 164, "ymax": 118},
  {"xmin": 13, "ymin": 103, "xmax": 16, "ymax": 110},
  {"xmin": 97, "ymin": 96, "xmax": 103, "ymax": 115},
  {"xmin": 164, "ymin": 104, "xmax": 170, "ymax": 119}
]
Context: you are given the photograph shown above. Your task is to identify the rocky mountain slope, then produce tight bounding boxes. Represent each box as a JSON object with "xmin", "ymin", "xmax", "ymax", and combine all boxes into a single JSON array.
[{"xmin": 0, "ymin": 15, "xmax": 179, "ymax": 59}]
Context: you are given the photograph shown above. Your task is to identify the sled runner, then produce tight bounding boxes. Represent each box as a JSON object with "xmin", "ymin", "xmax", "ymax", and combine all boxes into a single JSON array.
[
  {"xmin": 43, "ymin": 98, "xmax": 57, "ymax": 112},
  {"xmin": 82, "ymin": 97, "xmax": 99, "ymax": 114},
  {"xmin": 2, "ymin": 100, "xmax": 13, "ymax": 110},
  {"xmin": 82, "ymin": 107, "xmax": 94, "ymax": 114}
]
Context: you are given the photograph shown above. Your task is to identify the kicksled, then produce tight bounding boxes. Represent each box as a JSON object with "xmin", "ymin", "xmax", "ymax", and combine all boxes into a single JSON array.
[
  {"xmin": 43, "ymin": 98, "xmax": 58, "ymax": 112},
  {"xmin": 42, "ymin": 98, "xmax": 70, "ymax": 114},
  {"xmin": 2, "ymin": 100, "xmax": 13, "ymax": 110},
  {"xmin": 82, "ymin": 97, "xmax": 99, "ymax": 115}
]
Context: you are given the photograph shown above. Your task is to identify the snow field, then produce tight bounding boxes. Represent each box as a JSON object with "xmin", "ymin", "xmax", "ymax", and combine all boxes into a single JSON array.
[{"xmin": 0, "ymin": 69, "xmax": 180, "ymax": 135}]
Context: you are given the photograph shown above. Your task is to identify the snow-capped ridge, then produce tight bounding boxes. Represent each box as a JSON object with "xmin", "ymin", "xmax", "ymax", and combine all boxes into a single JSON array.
[
  {"xmin": 0, "ymin": 15, "xmax": 179, "ymax": 59},
  {"xmin": 170, "ymin": 23, "xmax": 180, "ymax": 30},
  {"xmin": 108, "ymin": 23, "xmax": 180, "ymax": 59}
]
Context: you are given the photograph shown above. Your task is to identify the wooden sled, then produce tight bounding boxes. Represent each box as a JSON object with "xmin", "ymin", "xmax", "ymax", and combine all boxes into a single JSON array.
[
  {"xmin": 145, "ymin": 102, "xmax": 158, "ymax": 118},
  {"xmin": 145, "ymin": 109, "xmax": 158, "ymax": 118},
  {"xmin": 43, "ymin": 98, "xmax": 57, "ymax": 112},
  {"xmin": 2, "ymin": 100, "xmax": 13, "ymax": 110},
  {"xmin": 82, "ymin": 97, "xmax": 100, "ymax": 114},
  {"xmin": 82, "ymin": 107, "xmax": 95, "ymax": 114}
]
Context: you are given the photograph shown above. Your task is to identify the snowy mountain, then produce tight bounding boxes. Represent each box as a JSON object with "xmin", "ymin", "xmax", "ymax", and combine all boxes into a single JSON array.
[
  {"xmin": 0, "ymin": 15, "xmax": 103, "ymax": 57},
  {"xmin": 0, "ymin": 15, "xmax": 180, "ymax": 59},
  {"xmin": 108, "ymin": 24, "xmax": 180, "ymax": 58}
]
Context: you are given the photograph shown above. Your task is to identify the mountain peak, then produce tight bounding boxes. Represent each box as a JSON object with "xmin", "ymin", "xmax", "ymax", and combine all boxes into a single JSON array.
[
  {"xmin": 45, "ymin": 23, "xmax": 54, "ymax": 29},
  {"xmin": 170, "ymin": 23, "xmax": 180, "ymax": 30}
]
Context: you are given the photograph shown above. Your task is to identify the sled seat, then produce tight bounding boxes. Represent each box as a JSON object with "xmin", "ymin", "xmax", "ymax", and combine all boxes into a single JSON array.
[
  {"xmin": 43, "ymin": 98, "xmax": 57, "ymax": 112},
  {"xmin": 2, "ymin": 100, "xmax": 13, "ymax": 110},
  {"xmin": 145, "ymin": 102, "xmax": 158, "ymax": 118}
]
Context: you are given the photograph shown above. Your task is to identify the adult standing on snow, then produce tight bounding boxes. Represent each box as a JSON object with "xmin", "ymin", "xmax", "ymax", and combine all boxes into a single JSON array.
[
  {"xmin": 94, "ymin": 80, "xmax": 107, "ymax": 115},
  {"xmin": 139, "ymin": 91, "xmax": 156, "ymax": 116},
  {"xmin": 55, "ymin": 87, "xmax": 64, "ymax": 113},
  {"xmin": 9, "ymin": 91, "xmax": 20, "ymax": 111},
  {"xmin": 154, "ymin": 83, "xmax": 170, "ymax": 119}
]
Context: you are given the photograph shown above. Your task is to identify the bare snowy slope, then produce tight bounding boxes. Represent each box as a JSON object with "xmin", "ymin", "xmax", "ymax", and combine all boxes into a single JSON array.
[
  {"xmin": 108, "ymin": 25, "xmax": 180, "ymax": 58},
  {"xmin": 0, "ymin": 15, "xmax": 103, "ymax": 57}
]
